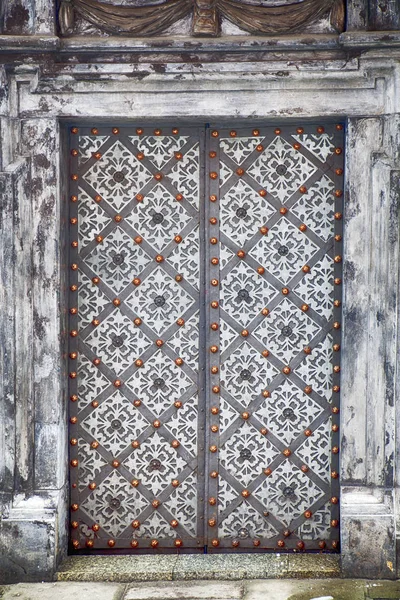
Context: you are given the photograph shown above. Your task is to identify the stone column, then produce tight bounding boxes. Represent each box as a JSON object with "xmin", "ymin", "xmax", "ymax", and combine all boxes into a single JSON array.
[
  {"xmin": 340, "ymin": 116, "xmax": 400, "ymax": 579},
  {"xmin": 0, "ymin": 90, "xmax": 68, "ymax": 582}
]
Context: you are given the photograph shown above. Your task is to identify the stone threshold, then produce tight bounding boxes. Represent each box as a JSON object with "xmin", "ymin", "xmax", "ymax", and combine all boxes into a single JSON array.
[{"xmin": 56, "ymin": 553, "xmax": 340, "ymax": 582}]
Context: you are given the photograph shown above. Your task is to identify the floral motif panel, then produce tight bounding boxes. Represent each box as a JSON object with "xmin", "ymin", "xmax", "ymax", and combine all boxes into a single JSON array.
[
  {"xmin": 207, "ymin": 124, "xmax": 343, "ymax": 552},
  {"xmin": 69, "ymin": 125, "xmax": 204, "ymax": 552}
]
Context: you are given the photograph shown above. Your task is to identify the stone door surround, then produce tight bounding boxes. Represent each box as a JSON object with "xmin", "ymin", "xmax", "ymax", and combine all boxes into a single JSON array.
[{"xmin": 0, "ymin": 42, "xmax": 400, "ymax": 582}]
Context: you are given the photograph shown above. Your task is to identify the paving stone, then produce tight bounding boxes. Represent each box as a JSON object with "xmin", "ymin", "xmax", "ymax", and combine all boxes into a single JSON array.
[
  {"xmin": 124, "ymin": 581, "xmax": 243, "ymax": 599},
  {"xmin": 244, "ymin": 579, "xmax": 366, "ymax": 600},
  {"xmin": 56, "ymin": 555, "xmax": 177, "ymax": 582},
  {"xmin": 172, "ymin": 555, "xmax": 289, "ymax": 580},
  {"xmin": 0, "ymin": 582, "xmax": 124, "ymax": 600}
]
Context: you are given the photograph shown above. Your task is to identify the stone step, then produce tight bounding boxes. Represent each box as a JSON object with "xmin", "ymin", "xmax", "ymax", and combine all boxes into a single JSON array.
[{"xmin": 55, "ymin": 554, "xmax": 340, "ymax": 582}]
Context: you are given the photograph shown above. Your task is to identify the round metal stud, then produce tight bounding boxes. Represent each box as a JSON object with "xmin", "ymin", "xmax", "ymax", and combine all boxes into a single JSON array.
[
  {"xmin": 70, "ymin": 438, "xmax": 78, "ymax": 446},
  {"xmin": 112, "ymin": 460, "xmax": 120, "ymax": 468},
  {"xmin": 150, "ymin": 539, "xmax": 159, "ymax": 548},
  {"xmin": 211, "ymin": 406, "xmax": 219, "ymax": 415},
  {"xmin": 304, "ymin": 510, "xmax": 312, "ymax": 519},
  {"xmin": 333, "ymin": 365, "xmax": 340, "ymax": 373},
  {"xmin": 211, "ymin": 258, "xmax": 219, "ymax": 266},
  {"xmin": 237, "ymin": 249, "xmax": 245, "ymax": 259},
  {"xmin": 232, "ymin": 540, "xmax": 240, "ymax": 548},
  {"xmin": 331, "ymin": 519, "xmax": 339, "ymax": 527},
  {"xmin": 108, "ymin": 540, "xmax": 116, "ymax": 549},
  {"xmin": 241, "ymin": 489, "xmax": 250, "ymax": 498},
  {"xmin": 70, "ymin": 459, "xmax": 78, "ymax": 467},
  {"xmin": 135, "ymin": 359, "xmax": 144, "ymax": 367},
  {"xmin": 70, "ymin": 217, "xmax": 78, "ymax": 226},
  {"xmin": 282, "ymin": 287, "xmax": 290, "ymax": 295},
  {"xmin": 70, "ymin": 330, "xmax": 78, "ymax": 338},
  {"xmin": 241, "ymin": 411, "xmax": 250, "ymax": 420},
  {"xmin": 209, "ymin": 151, "xmax": 217, "ymax": 159},
  {"xmin": 317, "ymin": 126, "xmax": 325, "ymax": 134},
  {"xmin": 155, "ymin": 254, "xmax": 164, "ymax": 263},
  {"xmin": 210, "ymin": 237, "xmax": 218, "ymax": 245},
  {"xmin": 92, "ymin": 318, "xmax": 100, "ymax": 327},
  {"xmin": 334, "ymin": 278, "xmax": 342, "ymax": 285},
  {"xmin": 133, "ymin": 318, "xmax": 142, "ymax": 327},
  {"xmin": 170, "ymin": 519, "xmax": 179, "ymax": 528},
  {"xmin": 283, "ymin": 448, "xmax": 291, "ymax": 457},
  {"xmin": 304, "ymin": 385, "xmax": 312, "ymax": 394},
  {"xmin": 210, "ymin": 172, "xmax": 218, "ymax": 180},
  {"xmin": 71, "ymin": 263, "xmax": 78, "ymax": 271},
  {"xmin": 334, "ymin": 212, "xmax": 343, "ymax": 220},
  {"xmin": 71, "ymin": 174, "xmax": 79, "ymax": 181},
  {"xmin": 336, "ymin": 168, "xmax": 344, "ymax": 176},
  {"xmin": 209, "ymin": 497, "xmax": 217, "ymax": 505},
  {"xmin": 131, "ymin": 479, "xmax": 140, "ymax": 487},
  {"xmin": 171, "ymin": 440, "xmax": 180, "ymax": 448},
  {"xmin": 210, "ymin": 471, "xmax": 218, "ymax": 478},
  {"xmin": 176, "ymin": 318, "xmax": 185, "ymax": 326},
  {"xmin": 175, "ymin": 358, "xmax": 184, "ymax": 366},
  {"xmin": 93, "ymin": 358, "xmax": 101, "ymax": 366},
  {"xmin": 334, "ymin": 147, "xmax": 343, "ymax": 155},
  {"xmin": 210, "ymin": 195, "xmax": 217, "ymax": 202},
  {"xmin": 331, "ymin": 496, "xmax": 339, "ymax": 504},
  {"xmin": 132, "ymin": 440, "xmax": 140, "ymax": 449},
  {"xmin": 332, "ymin": 406, "xmax": 340, "ymax": 414},
  {"xmin": 260, "ymin": 226, "xmax": 268, "ymax": 235},
  {"xmin": 91, "ymin": 441, "xmax": 99, "ymax": 449},
  {"xmin": 208, "ymin": 518, "xmax": 216, "ymax": 527},
  {"xmin": 277, "ymin": 540, "xmax": 285, "ymax": 548},
  {"xmin": 236, "ymin": 167, "xmax": 245, "ymax": 176},
  {"xmin": 275, "ymin": 128, "xmax": 281, "ymax": 135},
  {"xmin": 155, "ymin": 339, "xmax": 164, "ymax": 347},
  {"xmin": 211, "ymin": 425, "xmax": 219, "ymax": 433},
  {"xmin": 174, "ymin": 400, "xmax": 183, "ymax": 409},
  {"xmin": 259, "ymin": 189, "xmax": 267, "ymax": 197},
  {"xmin": 72, "ymin": 540, "xmax": 80, "ymax": 549},
  {"xmin": 333, "ymin": 322, "xmax": 341, "ymax": 329},
  {"xmin": 172, "ymin": 479, "xmax": 180, "ymax": 487},
  {"xmin": 133, "ymin": 400, "xmax": 141, "ymax": 407},
  {"xmin": 282, "ymin": 366, "xmax": 291, "ymax": 375},
  {"xmin": 212, "ymin": 386, "xmax": 220, "ymax": 394},
  {"xmin": 71, "ymin": 503, "xmax": 79, "ymax": 512},
  {"xmin": 153, "ymin": 420, "xmax": 161, "ymax": 428},
  {"xmin": 334, "ymin": 300, "xmax": 341, "ymax": 307},
  {"xmin": 253, "ymin": 539, "xmax": 261, "ymax": 547},
  {"xmin": 211, "ymin": 279, "xmax": 219, "ymax": 287},
  {"xmin": 70, "ymin": 394, "xmax": 78, "ymax": 402},
  {"xmin": 133, "ymin": 278, "xmax": 141, "ymax": 286},
  {"xmin": 152, "ymin": 499, "xmax": 161, "ymax": 508},
  {"xmin": 304, "ymin": 429, "xmax": 312, "ymax": 437},
  {"xmin": 211, "ymin": 130, "xmax": 219, "ymax": 138},
  {"xmin": 279, "ymin": 206, "xmax": 288, "ymax": 215},
  {"xmin": 210, "ymin": 345, "xmax": 218, "ymax": 353},
  {"xmin": 211, "ymin": 539, "xmax": 219, "ymax": 547},
  {"xmin": 241, "ymin": 329, "xmax": 249, "ymax": 337},
  {"xmin": 114, "ymin": 215, "xmax": 122, "ymax": 223},
  {"xmin": 210, "ymin": 445, "xmax": 218, "ymax": 453},
  {"xmin": 230, "ymin": 130, "xmax": 237, "ymax": 137},
  {"xmin": 331, "ymin": 471, "xmax": 339, "ymax": 479},
  {"xmin": 332, "ymin": 424, "xmax": 339, "ymax": 432},
  {"xmin": 297, "ymin": 541, "xmax": 305, "ymax": 550},
  {"xmin": 301, "ymin": 465, "xmax": 309, "ymax": 473},
  {"xmin": 262, "ymin": 390, "xmax": 270, "ymax": 398},
  {"xmin": 114, "ymin": 379, "xmax": 122, "ymax": 388},
  {"xmin": 304, "ymin": 346, "xmax": 312, "ymax": 355},
  {"xmin": 333, "ymin": 385, "xmax": 340, "ymax": 393},
  {"xmin": 70, "ymin": 285, "xmax": 78, "ymax": 292},
  {"xmin": 88, "ymin": 482, "xmax": 96, "ymax": 490},
  {"xmin": 260, "ymin": 428, "xmax": 268, "ymax": 436},
  {"xmin": 264, "ymin": 467, "xmax": 272, "ymax": 476},
  {"xmin": 293, "ymin": 143, "xmax": 301, "ymax": 150},
  {"xmin": 174, "ymin": 539, "xmax": 183, "ymax": 547},
  {"xmin": 210, "ymin": 322, "xmax": 219, "ymax": 331},
  {"xmin": 211, "ymin": 366, "xmax": 219, "ymax": 374},
  {"xmin": 301, "ymin": 304, "xmax": 309, "ymax": 312},
  {"xmin": 71, "ymin": 127, "xmax": 79, "ymax": 134}
]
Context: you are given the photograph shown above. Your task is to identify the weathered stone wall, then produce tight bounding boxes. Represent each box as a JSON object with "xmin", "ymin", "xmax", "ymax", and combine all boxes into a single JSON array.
[{"xmin": 0, "ymin": 0, "xmax": 400, "ymax": 585}]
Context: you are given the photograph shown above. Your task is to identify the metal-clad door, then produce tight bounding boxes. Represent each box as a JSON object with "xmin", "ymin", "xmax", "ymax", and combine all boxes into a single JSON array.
[{"xmin": 68, "ymin": 123, "xmax": 343, "ymax": 553}]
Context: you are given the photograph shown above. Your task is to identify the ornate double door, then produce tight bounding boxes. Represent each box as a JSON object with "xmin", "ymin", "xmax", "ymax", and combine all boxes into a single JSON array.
[{"xmin": 68, "ymin": 123, "xmax": 343, "ymax": 553}]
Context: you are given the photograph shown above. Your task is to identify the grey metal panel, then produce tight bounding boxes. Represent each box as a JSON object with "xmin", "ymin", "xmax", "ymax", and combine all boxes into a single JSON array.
[
  {"xmin": 69, "ymin": 124, "xmax": 205, "ymax": 551},
  {"xmin": 206, "ymin": 123, "xmax": 343, "ymax": 552}
]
